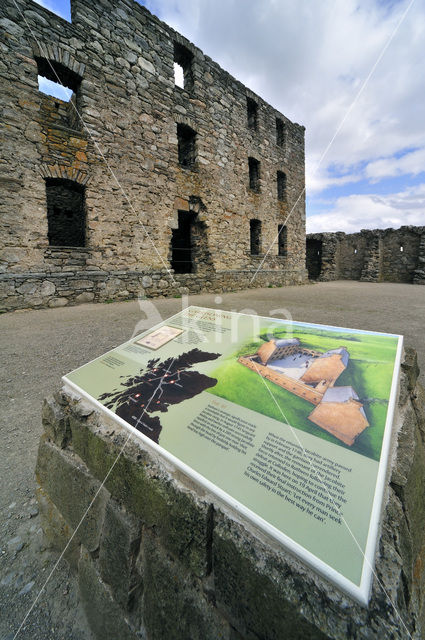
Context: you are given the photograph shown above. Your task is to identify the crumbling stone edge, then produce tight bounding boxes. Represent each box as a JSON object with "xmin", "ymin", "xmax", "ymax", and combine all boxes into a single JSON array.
[{"xmin": 35, "ymin": 347, "xmax": 425, "ymax": 639}]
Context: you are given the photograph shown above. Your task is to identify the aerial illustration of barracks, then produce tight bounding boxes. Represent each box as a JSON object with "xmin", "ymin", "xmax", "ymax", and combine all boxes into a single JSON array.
[{"xmin": 238, "ymin": 338, "xmax": 369, "ymax": 445}]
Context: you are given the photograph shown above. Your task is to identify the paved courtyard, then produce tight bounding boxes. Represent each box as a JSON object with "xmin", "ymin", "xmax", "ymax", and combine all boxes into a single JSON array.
[{"xmin": 0, "ymin": 280, "xmax": 424, "ymax": 639}]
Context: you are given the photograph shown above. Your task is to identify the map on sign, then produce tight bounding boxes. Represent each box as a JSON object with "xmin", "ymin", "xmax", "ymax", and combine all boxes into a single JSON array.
[{"xmin": 63, "ymin": 306, "xmax": 402, "ymax": 605}]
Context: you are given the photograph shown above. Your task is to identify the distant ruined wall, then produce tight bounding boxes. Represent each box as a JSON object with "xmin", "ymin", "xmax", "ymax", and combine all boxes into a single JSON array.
[
  {"xmin": 0, "ymin": 0, "xmax": 307, "ymax": 312},
  {"xmin": 306, "ymin": 226, "xmax": 425, "ymax": 284}
]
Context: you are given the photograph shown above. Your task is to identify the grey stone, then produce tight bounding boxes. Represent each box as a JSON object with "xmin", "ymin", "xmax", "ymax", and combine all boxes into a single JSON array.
[
  {"xmin": 18, "ymin": 581, "xmax": 35, "ymax": 596},
  {"xmin": 35, "ymin": 438, "xmax": 109, "ymax": 553},
  {"xmin": 7, "ymin": 536, "xmax": 24, "ymax": 555},
  {"xmin": 98, "ymin": 500, "xmax": 142, "ymax": 608},
  {"xmin": 39, "ymin": 280, "xmax": 56, "ymax": 296},
  {"xmin": 36, "ymin": 485, "xmax": 80, "ymax": 571},
  {"xmin": 140, "ymin": 531, "xmax": 232, "ymax": 640},
  {"xmin": 78, "ymin": 548, "xmax": 138, "ymax": 640},
  {"xmin": 75, "ymin": 291, "xmax": 95, "ymax": 303},
  {"xmin": 42, "ymin": 395, "xmax": 70, "ymax": 448},
  {"xmin": 48, "ymin": 297, "xmax": 69, "ymax": 308}
]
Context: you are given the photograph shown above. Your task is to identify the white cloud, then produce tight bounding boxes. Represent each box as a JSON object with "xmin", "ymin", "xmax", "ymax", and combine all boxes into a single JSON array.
[
  {"xmin": 306, "ymin": 184, "xmax": 425, "ymax": 233},
  {"xmin": 365, "ymin": 147, "xmax": 425, "ymax": 181},
  {"xmin": 37, "ymin": 76, "xmax": 73, "ymax": 101}
]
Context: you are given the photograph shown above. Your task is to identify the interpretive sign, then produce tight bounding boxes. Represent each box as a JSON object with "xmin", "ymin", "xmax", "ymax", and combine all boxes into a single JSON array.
[{"xmin": 63, "ymin": 306, "xmax": 403, "ymax": 605}]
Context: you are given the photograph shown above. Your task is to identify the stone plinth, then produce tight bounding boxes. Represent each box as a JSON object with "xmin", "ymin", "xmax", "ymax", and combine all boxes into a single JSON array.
[{"xmin": 35, "ymin": 348, "xmax": 425, "ymax": 639}]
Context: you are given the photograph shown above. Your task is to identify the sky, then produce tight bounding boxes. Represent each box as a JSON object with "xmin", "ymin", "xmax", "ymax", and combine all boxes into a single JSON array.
[{"xmin": 34, "ymin": 0, "xmax": 425, "ymax": 234}]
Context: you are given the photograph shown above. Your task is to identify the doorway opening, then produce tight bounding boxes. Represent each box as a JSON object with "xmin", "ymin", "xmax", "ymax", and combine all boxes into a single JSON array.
[{"xmin": 306, "ymin": 238, "xmax": 322, "ymax": 279}]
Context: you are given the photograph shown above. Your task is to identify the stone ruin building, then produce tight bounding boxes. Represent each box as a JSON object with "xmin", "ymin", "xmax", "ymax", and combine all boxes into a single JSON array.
[
  {"xmin": 307, "ymin": 226, "xmax": 425, "ymax": 284},
  {"xmin": 0, "ymin": 0, "xmax": 307, "ymax": 312}
]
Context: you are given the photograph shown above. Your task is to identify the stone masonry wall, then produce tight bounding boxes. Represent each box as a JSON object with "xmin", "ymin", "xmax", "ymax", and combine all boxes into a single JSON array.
[
  {"xmin": 35, "ymin": 348, "xmax": 425, "ymax": 639},
  {"xmin": 0, "ymin": 0, "xmax": 307, "ymax": 312},
  {"xmin": 306, "ymin": 226, "xmax": 425, "ymax": 284}
]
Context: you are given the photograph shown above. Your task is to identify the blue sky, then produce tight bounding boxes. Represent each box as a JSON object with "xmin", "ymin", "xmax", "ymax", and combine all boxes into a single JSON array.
[{"xmin": 34, "ymin": 0, "xmax": 425, "ymax": 233}]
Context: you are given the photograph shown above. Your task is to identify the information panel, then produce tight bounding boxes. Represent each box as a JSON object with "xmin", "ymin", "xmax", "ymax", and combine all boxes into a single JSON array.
[{"xmin": 63, "ymin": 306, "xmax": 403, "ymax": 604}]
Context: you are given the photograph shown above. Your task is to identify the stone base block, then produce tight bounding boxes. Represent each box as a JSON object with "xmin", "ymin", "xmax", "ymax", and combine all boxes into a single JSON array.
[{"xmin": 35, "ymin": 348, "xmax": 425, "ymax": 640}]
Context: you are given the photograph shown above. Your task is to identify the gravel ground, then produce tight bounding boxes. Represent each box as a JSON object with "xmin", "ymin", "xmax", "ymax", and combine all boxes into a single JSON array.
[{"xmin": 0, "ymin": 281, "xmax": 424, "ymax": 639}]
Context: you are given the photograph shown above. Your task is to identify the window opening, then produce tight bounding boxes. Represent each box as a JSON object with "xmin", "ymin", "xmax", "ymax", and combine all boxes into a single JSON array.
[
  {"xmin": 278, "ymin": 224, "xmax": 287, "ymax": 256},
  {"xmin": 247, "ymin": 97, "xmax": 258, "ymax": 130},
  {"xmin": 46, "ymin": 178, "xmax": 86, "ymax": 247},
  {"xmin": 173, "ymin": 62, "xmax": 184, "ymax": 88},
  {"xmin": 276, "ymin": 118, "xmax": 285, "ymax": 146},
  {"xmin": 38, "ymin": 76, "xmax": 73, "ymax": 101},
  {"xmin": 177, "ymin": 123, "xmax": 197, "ymax": 168},
  {"xmin": 36, "ymin": 57, "xmax": 81, "ymax": 129},
  {"xmin": 277, "ymin": 171, "xmax": 287, "ymax": 201},
  {"xmin": 250, "ymin": 219, "xmax": 261, "ymax": 255},
  {"xmin": 248, "ymin": 157, "xmax": 260, "ymax": 192},
  {"xmin": 174, "ymin": 42, "xmax": 194, "ymax": 91}
]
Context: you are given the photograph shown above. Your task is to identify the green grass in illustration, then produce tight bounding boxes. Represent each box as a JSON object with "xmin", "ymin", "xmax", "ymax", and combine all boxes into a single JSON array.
[{"xmin": 208, "ymin": 326, "xmax": 399, "ymax": 461}]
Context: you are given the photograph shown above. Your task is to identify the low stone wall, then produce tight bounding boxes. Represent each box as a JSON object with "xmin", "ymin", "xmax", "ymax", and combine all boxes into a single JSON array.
[
  {"xmin": 0, "ymin": 266, "xmax": 305, "ymax": 312},
  {"xmin": 306, "ymin": 226, "xmax": 425, "ymax": 284},
  {"xmin": 35, "ymin": 348, "xmax": 425, "ymax": 639}
]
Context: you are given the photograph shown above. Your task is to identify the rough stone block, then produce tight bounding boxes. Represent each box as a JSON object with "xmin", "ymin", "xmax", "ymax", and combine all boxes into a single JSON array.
[
  {"xmin": 401, "ymin": 347, "xmax": 420, "ymax": 393},
  {"xmin": 213, "ymin": 512, "xmax": 329, "ymax": 640},
  {"xmin": 35, "ymin": 437, "xmax": 109, "ymax": 553},
  {"xmin": 140, "ymin": 531, "xmax": 231, "ymax": 640},
  {"xmin": 48, "ymin": 297, "xmax": 69, "ymax": 308},
  {"xmin": 42, "ymin": 395, "xmax": 70, "ymax": 448},
  {"xmin": 75, "ymin": 291, "xmax": 95, "ymax": 303},
  {"xmin": 69, "ymin": 411, "xmax": 210, "ymax": 576},
  {"xmin": 412, "ymin": 382, "xmax": 425, "ymax": 444},
  {"xmin": 98, "ymin": 499, "xmax": 142, "ymax": 608},
  {"xmin": 78, "ymin": 547, "xmax": 138, "ymax": 640},
  {"xmin": 391, "ymin": 403, "xmax": 425, "ymax": 561},
  {"xmin": 36, "ymin": 485, "xmax": 80, "ymax": 571}
]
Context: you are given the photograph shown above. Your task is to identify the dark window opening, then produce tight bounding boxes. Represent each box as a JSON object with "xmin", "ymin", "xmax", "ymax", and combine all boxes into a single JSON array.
[
  {"xmin": 171, "ymin": 211, "xmax": 195, "ymax": 273},
  {"xmin": 248, "ymin": 157, "xmax": 260, "ymax": 192},
  {"xmin": 36, "ymin": 57, "xmax": 81, "ymax": 129},
  {"xmin": 276, "ymin": 118, "xmax": 285, "ymax": 146},
  {"xmin": 177, "ymin": 123, "xmax": 197, "ymax": 169},
  {"xmin": 306, "ymin": 239, "xmax": 322, "ymax": 279},
  {"xmin": 174, "ymin": 42, "xmax": 194, "ymax": 91},
  {"xmin": 250, "ymin": 219, "xmax": 262, "ymax": 255},
  {"xmin": 46, "ymin": 178, "xmax": 86, "ymax": 247},
  {"xmin": 247, "ymin": 97, "xmax": 258, "ymax": 130},
  {"xmin": 278, "ymin": 224, "xmax": 287, "ymax": 256},
  {"xmin": 277, "ymin": 171, "xmax": 287, "ymax": 201},
  {"xmin": 174, "ymin": 62, "xmax": 184, "ymax": 88}
]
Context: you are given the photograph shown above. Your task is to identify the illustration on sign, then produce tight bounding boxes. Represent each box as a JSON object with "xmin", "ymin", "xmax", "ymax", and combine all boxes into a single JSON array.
[{"xmin": 63, "ymin": 306, "xmax": 402, "ymax": 605}]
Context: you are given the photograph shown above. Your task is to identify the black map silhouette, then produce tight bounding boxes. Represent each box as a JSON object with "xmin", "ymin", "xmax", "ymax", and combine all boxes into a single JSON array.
[{"xmin": 98, "ymin": 348, "xmax": 220, "ymax": 443}]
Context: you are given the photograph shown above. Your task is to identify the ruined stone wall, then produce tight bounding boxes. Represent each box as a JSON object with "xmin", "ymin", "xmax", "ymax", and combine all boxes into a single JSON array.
[
  {"xmin": 0, "ymin": 0, "xmax": 307, "ymax": 311},
  {"xmin": 35, "ymin": 348, "xmax": 425, "ymax": 639},
  {"xmin": 306, "ymin": 226, "xmax": 425, "ymax": 284}
]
